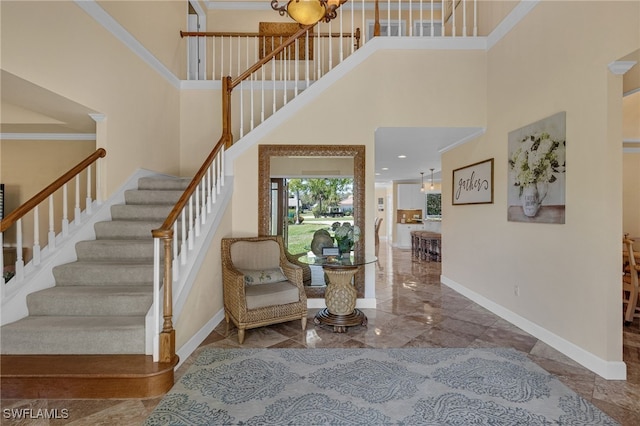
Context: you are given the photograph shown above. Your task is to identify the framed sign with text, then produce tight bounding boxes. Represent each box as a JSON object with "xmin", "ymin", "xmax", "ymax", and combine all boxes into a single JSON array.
[{"xmin": 452, "ymin": 158, "xmax": 494, "ymax": 205}]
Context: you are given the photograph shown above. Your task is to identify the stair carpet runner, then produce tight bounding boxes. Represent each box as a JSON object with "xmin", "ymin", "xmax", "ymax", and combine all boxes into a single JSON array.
[{"xmin": 1, "ymin": 176, "xmax": 190, "ymax": 355}]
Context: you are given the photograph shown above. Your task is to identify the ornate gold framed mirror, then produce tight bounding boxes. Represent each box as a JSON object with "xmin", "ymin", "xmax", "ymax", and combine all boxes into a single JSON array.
[{"xmin": 258, "ymin": 144, "xmax": 366, "ymax": 298}]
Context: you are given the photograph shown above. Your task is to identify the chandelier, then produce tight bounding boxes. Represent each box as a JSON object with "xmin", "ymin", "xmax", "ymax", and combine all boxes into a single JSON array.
[{"xmin": 271, "ymin": 0, "xmax": 347, "ymax": 26}]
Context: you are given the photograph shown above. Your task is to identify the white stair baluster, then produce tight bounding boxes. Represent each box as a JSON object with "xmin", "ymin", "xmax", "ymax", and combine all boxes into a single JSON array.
[
  {"xmin": 86, "ymin": 164, "xmax": 93, "ymax": 215},
  {"xmin": 62, "ymin": 184, "xmax": 69, "ymax": 237},
  {"xmin": 452, "ymin": 0, "xmax": 456, "ymax": 37},
  {"xmin": 96, "ymin": 158, "xmax": 103, "ymax": 205},
  {"xmin": 74, "ymin": 176, "xmax": 81, "ymax": 225},
  {"xmin": 473, "ymin": 0, "xmax": 477, "ymax": 36},
  {"xmin": 180, "ymin": 210, "xmax": 187, "ymax": 265},
  {"xmin": 15, "ymin": 218, "xmax": 24, "ymax": 281},
  {"xmin": 441, "ymin": 0, "xmax": 445, "ymax": 37},
  {"xmin": 294, "ymin": 38, "xmax": 299, "ymax": 97},
  {"xmin": 339, "ymin": 7, "xmax": 344, "ymax": 62},
  {"xmin": 195, "ymin": 183, "xmax": 201, "ymax": 237},
  {"xmin": 463, "ymin": 0, "xmax": 467, "ymax": 36},
  {"xmin": 49, "ymin": 194, "xmax": 56, "ymax": 248},
  {"xmin": 172, "ymin": 222, "xmax": 180, "ymax": 280},
  {"xmin": 188, "ymin": 196, "xmax": 194, "ymax": 251},
  {"xmin": 32, "ymin": 206, "xmax": 41, "ymax": 266}
]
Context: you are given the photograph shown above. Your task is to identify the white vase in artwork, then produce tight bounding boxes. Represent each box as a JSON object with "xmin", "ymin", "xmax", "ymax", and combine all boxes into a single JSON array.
[{"xmin": 521, "ymin": 184, "xmax": 541, "ymax": 217}]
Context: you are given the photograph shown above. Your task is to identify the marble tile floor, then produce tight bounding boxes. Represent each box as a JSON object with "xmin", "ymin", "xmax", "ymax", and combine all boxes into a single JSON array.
[{"xmin": 2, "ymin": 242, "xmax": 640, "ymax": 425}]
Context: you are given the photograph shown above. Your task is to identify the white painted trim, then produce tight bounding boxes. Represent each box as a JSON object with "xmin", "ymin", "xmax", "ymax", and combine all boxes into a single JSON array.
[
  {"xmin": 624, "ymin": 87, "xmax": 640, "ymax": 97},
  {"xmin": 624, "ymin": 147, "xmax": 640, "ymax": 153},
  {"xmin": 73, "ymin": 0, "xmax": 180, "ymax": 89},
  {"xmin": 175, "ymin": 308, "xmax": 226, "ymax": 369},
  {"xmin": 0, "ymin": 133, "xmax": 96, "ymax": 141},
  {"xmin": 438, "ymin": 128, "xmax": 486, "ymax": 154},
  {"xmin": 608, "ymin": 61, "xmax": 637, "ymax": 75},
  {"xmin": 89, "ymin": 113, "xmax": 106, "ymax": 123},
  {"xmin": 180, "ymin": 80, "xmax": 221, "ymax": 90},
  {"xmin": 189, "ymin": 0, "xmax": 206, "ymax": 17},
  {"xmin": 486, "ymin": 0, "xmax": 540, "ymax": 50},
  {"xmin": 440, "ymin": 275, "xmax": 627, "ymax": 380}
]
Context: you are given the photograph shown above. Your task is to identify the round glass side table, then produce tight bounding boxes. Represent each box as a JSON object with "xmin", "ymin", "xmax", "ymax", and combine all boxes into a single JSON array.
[{"xmin": 297, "ymin": 253, "xmax": 377, "ymax": 333}]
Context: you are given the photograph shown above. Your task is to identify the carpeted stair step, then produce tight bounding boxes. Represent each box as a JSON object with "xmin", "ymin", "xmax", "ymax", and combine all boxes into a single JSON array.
[
  {"xmin": 52, "ymin": 260, "xmax": 154, "ymax": 286},
  {"xmin": 94, "ymin": 220, "xmax": 163, "ymax": 240},
  {"xmin": 26, "ymin": 285, "xmax": 153, "ymax": 316},
  {"xmin": 137, "ymin": 176, "xmax": 191, "ymax": 191},
  {"xmin": 124, "ymin": 189, "xmax": 184, "ymax": 205},
  {"xmin": 75, "ymin": 239, "xmax": 157, "ymax": 261},
  {"xmin": 0, "ymin": 316, "xmax": 145, "ymax": 355},
  {"xmin": 110, "ymin": 204, "xmax": 174, "ymax": 222}
]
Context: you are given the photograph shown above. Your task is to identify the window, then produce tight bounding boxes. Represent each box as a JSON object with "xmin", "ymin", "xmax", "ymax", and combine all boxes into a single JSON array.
[
  {"xmin": 366, "ymin": 20, "xmax": 406, "ymax": 41},
  {"xmin": 413, "ymin": 21, "xmax": 443, "ymax": 37}
]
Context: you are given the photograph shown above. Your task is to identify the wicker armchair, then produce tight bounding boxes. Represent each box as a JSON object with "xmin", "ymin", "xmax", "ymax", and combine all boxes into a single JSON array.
[{"xmin": 221, "ymin": 236, "xmax": 307, "ymax": 343}]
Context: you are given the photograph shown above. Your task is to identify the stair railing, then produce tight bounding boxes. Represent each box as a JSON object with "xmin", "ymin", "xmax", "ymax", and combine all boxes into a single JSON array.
[
  {"xmin": 1, "ymin": 149, "xmax": 106, "ymax": 298},
  {"xmin": 150, "ymin": 136, "xmax": 226, "ymax": 363},
  {"xmin": 152, "ymin": 0, "xmax": 473, "ymax": 363}
]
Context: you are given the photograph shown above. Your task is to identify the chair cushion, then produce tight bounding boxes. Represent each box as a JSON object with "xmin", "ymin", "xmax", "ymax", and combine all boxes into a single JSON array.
[
  {"xmin": 231, "ymin": 240, "xmax": 281, "ymax": 270},
  {"xmin": 245, "ymin": 281, "xmax": 300, "ymax": 310},
  {"xmin": 240, "ymin": 268, "xmax": 287, "ymax": 285}
]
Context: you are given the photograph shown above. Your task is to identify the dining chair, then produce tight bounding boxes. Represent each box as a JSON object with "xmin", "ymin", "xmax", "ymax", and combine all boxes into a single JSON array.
[{"xmin": 623, "ymin": 235, "xmax": 640, "ymax": 325}]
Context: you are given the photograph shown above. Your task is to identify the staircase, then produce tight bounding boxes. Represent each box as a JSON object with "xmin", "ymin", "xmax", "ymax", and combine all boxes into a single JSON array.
[{"xmin": 0, "ymin": 176, "xmax": 188, "ymax": 398}]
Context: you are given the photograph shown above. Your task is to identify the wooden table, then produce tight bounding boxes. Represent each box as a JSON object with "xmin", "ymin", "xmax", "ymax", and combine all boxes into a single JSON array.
[{"xmin": 298, "ymin": 254, "xmax": 376, "ymax": 333}]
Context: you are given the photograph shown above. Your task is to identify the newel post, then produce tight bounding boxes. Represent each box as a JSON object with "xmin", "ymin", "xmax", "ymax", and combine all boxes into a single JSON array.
[
  {"xmin": 159, "ymin": 233, "xmax": 175, "ymax": 363},
  {"xmin": 222, "ymin": 76, "xmax": 233, "ymax": 149}
]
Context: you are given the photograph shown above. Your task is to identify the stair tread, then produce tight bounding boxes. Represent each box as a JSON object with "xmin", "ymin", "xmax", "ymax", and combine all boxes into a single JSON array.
[
  {"xmin": 31, "ymin": 285, "xmax": 153, "ymax": 295},
  {"xmin": 3, "ymin": 315, "xmax": 145, "ymax": 329}
]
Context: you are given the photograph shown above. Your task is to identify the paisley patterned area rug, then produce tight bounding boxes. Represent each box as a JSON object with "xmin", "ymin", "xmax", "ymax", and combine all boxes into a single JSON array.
[{"xmin": 143, "ymin": 348, "xmax": 618, "ymax": 425}]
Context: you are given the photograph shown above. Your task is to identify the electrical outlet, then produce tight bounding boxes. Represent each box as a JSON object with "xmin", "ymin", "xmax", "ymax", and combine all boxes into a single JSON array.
[{"xmin": 514, "ymin": 285, "xmax": 520, "ymax": 296}]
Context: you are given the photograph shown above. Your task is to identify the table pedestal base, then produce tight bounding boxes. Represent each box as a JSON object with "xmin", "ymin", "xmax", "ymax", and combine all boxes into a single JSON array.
[{"xmin": 313, "ymin": 308, "xmax": 367, "ymax": 333}]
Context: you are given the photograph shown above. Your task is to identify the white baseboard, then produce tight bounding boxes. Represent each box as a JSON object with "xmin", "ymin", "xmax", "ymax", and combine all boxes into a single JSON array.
[
  {"xmin": 440, "ymin": 275, "xmax": 627, "ymax": 380},
  {"xmin": 175, "ymin": 309, "xmax": 225, "ymax": 369}
]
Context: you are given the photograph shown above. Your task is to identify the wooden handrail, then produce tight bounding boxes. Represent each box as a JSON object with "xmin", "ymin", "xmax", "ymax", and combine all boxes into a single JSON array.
[
  {"xmin": 0, "ymin": 148, "xmax": 106, "ymax": 233},
  {"xmin": 231, "ymin": 24, "xmax": 314, "ymax": 89},
  {"xmin": 180, "ymin": 30, "xmax": 354, "ymax": 39},
  {"xmin": 151, "ymin": 137, "xmax": 227, "ymax": 240}
]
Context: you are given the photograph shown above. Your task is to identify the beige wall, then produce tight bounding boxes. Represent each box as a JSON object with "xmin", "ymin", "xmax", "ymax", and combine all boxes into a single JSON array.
[
  {"xmin": 1, "ymin": 1, "xmax": 182, "ymax": 194},
  {"xmin": 175, "ymin": 206, "xmax": 231, "ymax": 349},
  {"xmin": 0, "ymin": 139, "xmax": 96, "ymax": 253},
  {"xmin": 228, "ymin": 49, "xmax": 487, "ymax": 252},
  {"xmin": 442, "ymin": 1, "xmax": 639, "ymax": 362},
  {"xmin": 99, "ymin": 0, "xmax": 187, "ymax": 79}
]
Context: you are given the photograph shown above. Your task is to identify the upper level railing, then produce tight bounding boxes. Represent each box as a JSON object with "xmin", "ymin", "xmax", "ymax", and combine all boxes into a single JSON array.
[
  {"xmin": 182, "ymin": 0, "xmax": 475, "ymax": 83},
  {"xmin": 1, "ymin": 149, "xmax": 106, "ymax": 296}
]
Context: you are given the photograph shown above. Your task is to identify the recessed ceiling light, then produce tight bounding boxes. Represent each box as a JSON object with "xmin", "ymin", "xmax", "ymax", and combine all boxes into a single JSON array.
[
  {"xmin": 381, "ymin": 167, "xmax": 389, "ymax": 170},
  {"xmin": 375, "ymin": 172, "xmax": 381, "ymax": 176},
  {"xmin": 398, "ymin": 155, "xmax": 406, "ymax": 159}
]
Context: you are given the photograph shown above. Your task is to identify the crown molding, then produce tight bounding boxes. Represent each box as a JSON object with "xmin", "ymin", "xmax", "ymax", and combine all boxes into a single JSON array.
[
  {"xmin": 487, "ymin": 0, "xmax": 540, "ymax": 50},
  {"xmin": 608, "ymin": 61, "xmax": 637, "ymax": 75},
  {"xmin": 0, "ymin": 133, "xmax": 96, "ymax": 141},
  {"xmin": 74, "ymin": 0, "xmax": 181, "ymax": 89}
]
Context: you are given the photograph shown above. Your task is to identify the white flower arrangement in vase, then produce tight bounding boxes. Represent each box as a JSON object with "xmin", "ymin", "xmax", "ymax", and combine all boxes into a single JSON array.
[{"xmin": 508, "ymin": 131, "xmax": 566, "ymax": 217}]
